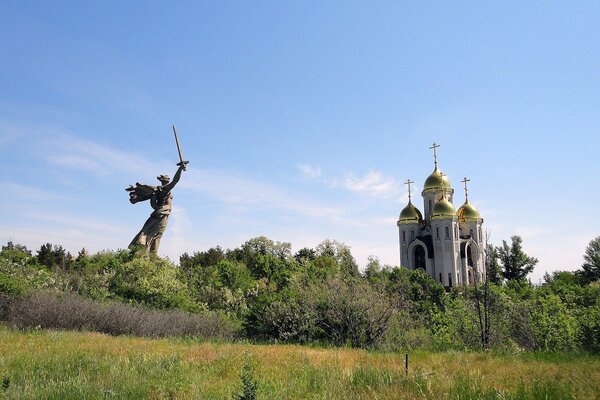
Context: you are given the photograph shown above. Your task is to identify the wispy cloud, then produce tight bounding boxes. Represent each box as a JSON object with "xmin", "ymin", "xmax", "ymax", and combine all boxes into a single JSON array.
[
  {"xmin": 297, "ymin": 164, "xmax": 322, "ymax": 179},
  {"xmin": 1, "ymin": 182, "xmax": 67, "ymax": 202},
  {"xmin": 46, "ymin": 154, "xmax": 107, "ymax": 176},
  {"xmin": 25, "ymin": 212, "xmax": 127, "ymax": 234},
  {"xmin": 343, "ymin": 171, "xmax": 403, "ymax": 199},
  {"xmin": 44, "ymin": 133, "xmax": 168, "ymax": 178},
  {"xmin": 181, "ymin": 167, "xmax": 344, "ymax": 221}
]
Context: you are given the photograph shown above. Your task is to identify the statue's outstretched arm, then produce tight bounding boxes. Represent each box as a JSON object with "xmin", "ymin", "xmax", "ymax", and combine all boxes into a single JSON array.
[{"xmin": 164, "ymin": 163, "xmax": 186, "ymax": 192}]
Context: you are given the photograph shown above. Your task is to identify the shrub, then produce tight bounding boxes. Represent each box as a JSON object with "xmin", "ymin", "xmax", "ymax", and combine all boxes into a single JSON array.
[
  {"xmin": 234, "ymin": 356, "xmax": 259, "ymax": 400},
  {"xmin": 250, "ymin": 276, "xmax": 400, "ymax": 348},
  {"xmin": 109, "ymin": 256, "xmax": 197, "ymax": 311},
  {"xmin": 2, "ymin": 291, "xmax": 238, "ymax": 339}
]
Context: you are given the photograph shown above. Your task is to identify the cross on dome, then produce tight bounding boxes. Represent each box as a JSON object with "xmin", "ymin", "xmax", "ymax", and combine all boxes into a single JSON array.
[
  {"xmin": 461, "ymin": 177, "xmax": 471, "ymax": 201},
  {"xmin": 429, "ymin": 142, "xmax": 440, "ymax": 170},
  {"xmin": 404, "ymin": 179, "xmax": 414, "ymax": 202}
]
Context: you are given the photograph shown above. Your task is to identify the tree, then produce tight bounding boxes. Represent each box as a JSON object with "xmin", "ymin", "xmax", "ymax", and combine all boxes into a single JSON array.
[
  {"xmin": 579, "ymin": 236, "xmax": 600, "ymax": 283},
  {"xmin": 1, "ymin": 241, "xmax": 32, "ymax": 264},
  {"xmin": 497, "ymin": 236, "xmax": 538, "ymax": 281},
  {"xmin": 485, "ymin": 243, "xmax": 502, "ymax": 284},
  {"xmin": 315, "ymin": 239, "xmax": 359, "ymax": 277},
  {"xmin": 471, "ymin": 232, "xmax": 494, "ymax": 349},
  {"xmin": 36, "ymin": 243, "xmax": 74, "ymax": 270}
]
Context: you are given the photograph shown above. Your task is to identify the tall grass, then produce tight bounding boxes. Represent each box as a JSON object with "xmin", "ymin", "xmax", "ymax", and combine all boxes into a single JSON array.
[{"xmin": 0, "ymin": 327, "xmax": 598, "ymax": 399}]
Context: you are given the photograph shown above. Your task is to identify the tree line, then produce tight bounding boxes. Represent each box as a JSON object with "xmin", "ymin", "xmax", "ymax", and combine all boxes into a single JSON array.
[{"xmin": 1, "ymin": 235, "xmax": 599, "ymax": 353}]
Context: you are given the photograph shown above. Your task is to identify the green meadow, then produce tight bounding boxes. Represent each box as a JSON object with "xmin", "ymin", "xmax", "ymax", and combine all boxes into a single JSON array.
[{"xmin": 1, "ymin": 327, "xmax": 598, "ymax": 400}]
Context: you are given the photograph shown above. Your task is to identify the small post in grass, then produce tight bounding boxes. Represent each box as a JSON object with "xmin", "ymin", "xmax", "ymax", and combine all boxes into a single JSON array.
[{"xmin": 405, "ymin": 353, "xmax": 409, "ymax": 375}]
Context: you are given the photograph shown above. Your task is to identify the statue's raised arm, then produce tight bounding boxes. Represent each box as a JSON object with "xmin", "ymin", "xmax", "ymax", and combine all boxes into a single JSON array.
[
  {"xmin": 126, "ymin": 127, "xmax": 189, "ymax": 255},
  {"xmin": 162, "ymin": 161, "xmax": 188, "ymax": 193}
]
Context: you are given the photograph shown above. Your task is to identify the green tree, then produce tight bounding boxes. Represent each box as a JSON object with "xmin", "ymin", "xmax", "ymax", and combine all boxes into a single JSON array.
[
  {"xmin": 485, "ymin": 243, "xmax": 502, "ymax": 284},
  {"xmin": 579, "ymin": 236, "xmax": 600, "ymax": 283},
  {"xmin": 315, "ymin": 239, "xmax": 359, "ymax": 277},
  {"xmin": 36, "ymin": 243, "xmax": 74, "ymax": 270},
  {"xmin": 497, "ymin": 236, "xmax": 538, "ymax": 281},
  {"xmin": 1, "ymin": 242, "xmax": 32, "ymax": 261}
]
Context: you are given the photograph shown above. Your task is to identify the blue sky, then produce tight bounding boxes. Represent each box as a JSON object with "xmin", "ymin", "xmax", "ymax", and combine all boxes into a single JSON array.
[{"xmin": 1, "ymin": 1, "xmax": 599, "ymax": 282}]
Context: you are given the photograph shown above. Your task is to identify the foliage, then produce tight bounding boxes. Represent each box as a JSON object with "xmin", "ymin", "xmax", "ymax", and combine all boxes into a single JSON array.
[
  {"xmin": 579, "ymin": 236, "xmax": 600, "ymax": 283},
  {"xmin": 3, "ymin": 291, "xmax": 238, "ymax": 339},
  {"xmin": 235, "ymin": 355, "xmax": 258, "ymax": 400},
  {"xmin": 109, "ymin": 256, "xmax": 197, "ymax": 311},
  {"xmin": 1, "ymin": 235, "xmax": 600, "ymax": 354},
  {"xmin": 485, "ymin": 243, "xmax": 502, "ymax": 284},
  {"xmin": 497, "ymin": 235, "xmax": 538, "ymax": 281},
  {"xmin": 36, "ymin": 242, "xmax": 74, "ymax": 270}
]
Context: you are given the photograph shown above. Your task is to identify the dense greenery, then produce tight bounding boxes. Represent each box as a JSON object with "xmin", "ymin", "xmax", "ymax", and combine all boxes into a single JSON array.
[{"xmin": 1, "ymin": 236, "xmax": 599, "ymax": 353}]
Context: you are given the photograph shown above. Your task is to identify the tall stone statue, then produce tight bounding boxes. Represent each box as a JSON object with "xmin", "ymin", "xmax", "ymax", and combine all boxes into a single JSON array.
[{"xmin": 125, "ymin": 127, "xmax": 188, "ymax": 254}]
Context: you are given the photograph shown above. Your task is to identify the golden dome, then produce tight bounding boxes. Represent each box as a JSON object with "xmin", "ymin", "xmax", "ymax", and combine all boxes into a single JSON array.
[
  {"xmin": 457, "ymin": 201, "xmax": 482, "ymax": 222},
  {"xmin": 431, "ymin": 198, "xmax": 456, "ymax": 220},
  {"xmin": 397, "ymin": 202, "xmax": 423, "ymax": 225},
  {"xmin": 423, "ymin": 169, "xmax": 452, "ymax": 193}
]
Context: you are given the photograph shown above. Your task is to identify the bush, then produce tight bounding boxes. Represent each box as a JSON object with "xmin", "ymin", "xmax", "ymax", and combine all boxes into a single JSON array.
[
  {"xmin": 109, "ymin": 256, "xmax": 197, "ymax": 311},
  {"xmin": 250, "ymin": 276, "xmax": 400, "ymax": 348},
  {"xmin": 528, "ymin": 294, "xmax": 580, "ymax": 352},
  {"xmin": 2, "ymin": 291, "xmax": 238, "ymax": 339}
]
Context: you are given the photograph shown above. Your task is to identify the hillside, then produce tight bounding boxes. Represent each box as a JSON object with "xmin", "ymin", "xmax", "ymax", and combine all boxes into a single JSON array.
[{"xmin": 1, "ymin": 327, "xmax": 598, "ymax": 399}]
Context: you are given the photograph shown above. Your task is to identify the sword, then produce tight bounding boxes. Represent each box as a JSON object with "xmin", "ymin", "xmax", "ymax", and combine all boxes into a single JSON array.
[{"xmin": 172, "ymin": 125, "xmax": 188, "ymax": 171}]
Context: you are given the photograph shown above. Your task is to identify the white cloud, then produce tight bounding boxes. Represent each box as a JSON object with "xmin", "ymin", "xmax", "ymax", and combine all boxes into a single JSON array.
[
  {"xmin": 43, "ymin": 133, "xmax": 168, "ymax": 178},
  {"xmin": 297, "ymin": 164, "xmax": 322, "ymax": 179},
  {"xmin": 0, "ymin": 182, "xmax": 67, "ymax": 202},
  {"xmin": 25, "ymin": 212, "xmax": 127, "ymax": 235},
  {"xmin": 344, "ymin": 171, "xmax": 403, "ymax": 199},
  {"xmin": 181, "ymin": 167, "xmax": 344, "ymax": 221},
  {"xmin": 46, "ymin": 154, "xmax": 107, "ymax": 176}
]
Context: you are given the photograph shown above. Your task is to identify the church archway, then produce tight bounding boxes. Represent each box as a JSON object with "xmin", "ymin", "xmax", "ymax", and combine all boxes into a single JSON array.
[
  {"xmin": 463, "ymin": 240, "xmax": 480, "ymax": 283},
  {"xmin": 414, "ymin": 245, "xmax": 426, "ymax": 271},
  {"xmin": 467, "ymin": 245, "xmax": 474, "ymax": 267},
  {"xmin": 408, "ymin": 239, "xmax": 430, "ymax": 274}
]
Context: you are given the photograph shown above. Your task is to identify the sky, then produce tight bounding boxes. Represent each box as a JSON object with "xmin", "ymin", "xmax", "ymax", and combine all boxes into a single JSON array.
[{"xmin": 1, "ymin": 1, "xmax": 599, "ymax": 283}]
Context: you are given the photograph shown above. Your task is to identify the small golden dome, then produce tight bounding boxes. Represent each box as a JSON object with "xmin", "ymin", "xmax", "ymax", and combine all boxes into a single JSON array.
[
  {"xmin": 423, "ymin": 169, "xmax": 451, "ymax": 193},
  {"xmin": 431, "ymin": 198, "xmax": 456, "ymax": 220},
  {"xmin": 397, "ymin": 202, "xmax": 423, "ymax": 225},
  {"xmin": 457, "ymin": 201, "xmax": 482, "ymax": 222}
]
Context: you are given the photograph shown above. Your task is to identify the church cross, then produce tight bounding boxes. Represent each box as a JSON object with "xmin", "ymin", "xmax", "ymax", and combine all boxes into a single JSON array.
[
  {"xmin": 404, "ymin": 179, "xmax": 414, "ymax": 202},
  {"xmin": 461, "ymin": 177, "xmax": 470, "ymax": 201},
  {"xmin": 429, "ymin": 142, "xmax": 440, "ymax": 169},
  {"xmin": 440, "ymin": 172, "xmax": 447, "ymax": 198}
]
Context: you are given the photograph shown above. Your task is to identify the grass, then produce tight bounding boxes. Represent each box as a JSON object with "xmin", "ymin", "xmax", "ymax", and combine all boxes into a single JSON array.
[{"xmin": 0, "ymin": 326, "xmax": 598, "ymax": 399}]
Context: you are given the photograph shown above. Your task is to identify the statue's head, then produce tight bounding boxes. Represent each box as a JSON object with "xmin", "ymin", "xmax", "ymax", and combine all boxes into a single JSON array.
[{"xmin": 157, "ymin": 174, "xmax": 171, "ymax": 185}]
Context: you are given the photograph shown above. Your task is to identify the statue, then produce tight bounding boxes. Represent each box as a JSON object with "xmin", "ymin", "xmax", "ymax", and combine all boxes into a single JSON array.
[{"xmin": 125, "ymin": 126, "xmax": 188, "ymax": 254}]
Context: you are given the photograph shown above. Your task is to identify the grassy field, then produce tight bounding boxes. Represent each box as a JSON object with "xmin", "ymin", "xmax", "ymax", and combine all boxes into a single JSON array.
[{"xmin": 0, "ymin": 327, "xmax": 598, "ymax": 399}]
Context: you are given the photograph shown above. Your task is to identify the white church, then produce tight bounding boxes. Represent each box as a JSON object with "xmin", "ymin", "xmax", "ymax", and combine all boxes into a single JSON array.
[{"xmin": 397, "ymin": 143, "xmax": 485, "ymax": 287}]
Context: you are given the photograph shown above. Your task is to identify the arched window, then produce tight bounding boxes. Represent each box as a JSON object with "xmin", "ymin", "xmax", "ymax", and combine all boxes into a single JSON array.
[
  {"xmin": 436, "ymin": 227, "xmax": 440, "ymax": 239},
  {"xmin": 428, "ymin": 199, "xmax": 432, "ymax": 212},
  {"xmin": 411, "ymin": 230, "xmax": 415, "ymax": 240},
  {"xmin": 414, "ymin": 245, "xmax": 426, "ymax": 270},
  {"xmin": 467, "ymin": 245, "xmax": 474, "ymax": 267},
  {"xmin": 445, "ymin": 226, "xmax": 450, "ymax": 239},
  {"xmin": 402, "ymin": 231, "xmax": 406, "ymax": 242}
]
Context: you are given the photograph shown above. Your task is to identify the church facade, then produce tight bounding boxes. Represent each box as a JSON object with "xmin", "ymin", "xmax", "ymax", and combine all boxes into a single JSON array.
[{"xmin": 397, "ymin": 144, "xmax": 485, "ymax": 287}]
